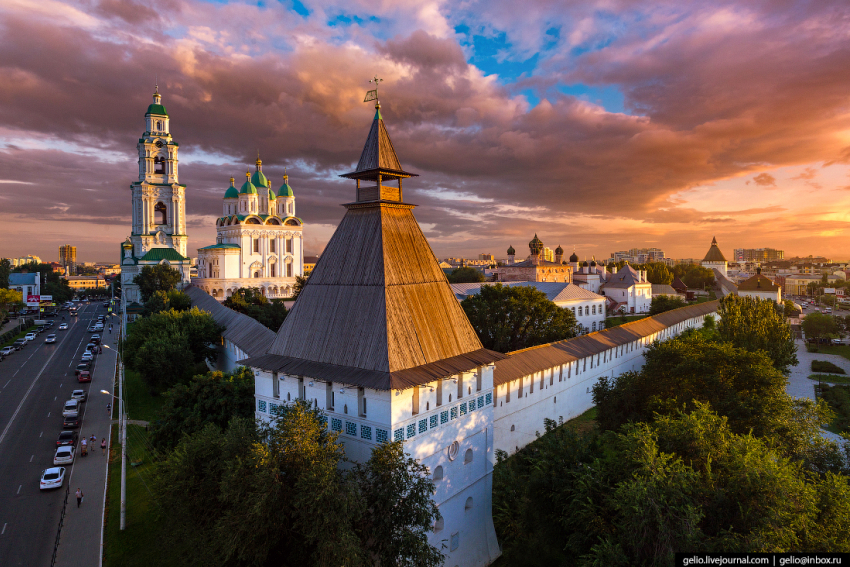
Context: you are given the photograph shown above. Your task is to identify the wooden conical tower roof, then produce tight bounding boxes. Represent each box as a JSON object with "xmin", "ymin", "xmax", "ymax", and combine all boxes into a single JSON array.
[{"xmin": 243, "ymin": 105, "xmax": 503, "ymax": 390}]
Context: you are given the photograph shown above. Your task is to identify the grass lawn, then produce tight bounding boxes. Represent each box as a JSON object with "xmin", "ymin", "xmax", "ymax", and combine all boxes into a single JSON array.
[
  {"xmin": 122, "ymin": 369, "xmax": 166, "ymax": 423},
  {"xmin": 606, "ymin": 315, "xmax": 648, "ymax": 328},
  {"xmin": 104, "ymin": 424, "xmax": 186, "ymax": 567},
  {"xmin": 564, "ymin": 406, "xmax": 597, "ymax": 434},
  {"xmin": 806, "ymin": 344, "xmax": 850, "ymax": 362},
  {"xmin": 807, "ymin": 374, "xmax": 850, "ymax": 385},
  {"xmin": 1, "ymin": 325, "xmax": 36, "ymax": 348},
  {"xmin": 815, "ymin": 384, "xmax": 850, "ymax": 435}
]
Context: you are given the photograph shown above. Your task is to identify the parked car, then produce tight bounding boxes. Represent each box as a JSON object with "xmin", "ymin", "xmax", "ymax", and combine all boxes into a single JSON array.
[
  {"xmin": 59, "ymin": 323, "xmax": 68, "ymax": 330},
  {"xmin": 81, "ymin": 352, "xmax": 93, "ymax": 362},
  {"xmin": 45, "ymin": 334, "xmax": 56, "ymax": 344},
  {"xmin": 77, "ymin": 371, "xmax": 92, "ymax": 383},
  {"xmin": 75, "ymin": 363, "xmax": 91, "ymax": 376},
  {"xmin": 40, "ymin": 467, "xmax": 66, "ymax": 490},
  {"xmin": 62, "ymin": 415, "xmax": 80, "ymax": 429},
  {"xmin": 85, "ymin": 343, "xmax": 97, "ymax": 353},
  {"xmin": 71, "ymin": 389, "xmax": 87, "ymax": 402},
  {"xmin": 87, "ymin": 325, "xmax": 97, "ymax": 332},
  {"xmin": 62, "ymin": 399, "xmax": 80, "ymax": 417},
  {"xmin": 56, "ymin": 431, "xmax": 78, "ymax": 447},
  {"xmin": 53, "ymin": 446, "xmax": 75, "ymax": 465},
  {"xmin": 0, "ymin": 347, "xmax": 14, "ymax": 356},
  {"xmin": 25, "ymin": 332, "xmax": 36, "ymax": 341},
  {"xmin": 13, "ymin": 338, "xmax": 27, "ymax": 350},
  {"xmin": 90, "ymin": 335, "xmax": 101, "ymax": 345}
]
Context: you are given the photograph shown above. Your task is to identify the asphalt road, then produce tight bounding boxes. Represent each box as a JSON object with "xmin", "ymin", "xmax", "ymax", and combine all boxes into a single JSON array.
[{"xmin": 0, "ymin": 304, "xmax": 112, "ymax": 567}]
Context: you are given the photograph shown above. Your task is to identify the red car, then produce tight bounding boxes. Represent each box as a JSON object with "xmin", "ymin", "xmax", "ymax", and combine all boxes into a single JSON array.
[{"xmin": 77, "ymin": 370, "xmax": 91, "ymax": 383}]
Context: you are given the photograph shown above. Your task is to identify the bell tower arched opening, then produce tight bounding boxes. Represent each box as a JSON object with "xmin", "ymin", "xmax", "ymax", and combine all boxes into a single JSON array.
[{"xmin": 154, "ymin": 202, "xmax": 167, "ymax": 225}]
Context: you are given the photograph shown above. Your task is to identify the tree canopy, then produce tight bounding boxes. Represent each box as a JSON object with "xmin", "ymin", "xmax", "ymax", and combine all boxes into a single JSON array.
[
  {"xmin": 0, "ymin": 258, "xmax": 10, "ymax": 289},
  {"xmin": 123, "ymin": 307, "xmax": 223, "ymax": 392},
  {"xmin": 223, "ymin": 287, "xmax": 288, "ymax": 331},
  {"xmin": 461, "ymin": 284, "xmax": 578, "ymax": 353},
  {"xmin": 0, "ymin": 288, "xmax": 23, "ymax": 319},
  {"xmin": 447, "ymin": 266, "xmax": 486, "ymax": 283},
  {"xmin": 155, "ymin": 403, "xmax": 444, "ymax": 567},
  {"xmin": 149, "ymin": 366, "xmax": 256, "ymax": 451},
  {"xmin": 680, "ymin": 266, "xmax": 715, "ymax": 289},
  {"xmin": 648, "ymin": 295, "xmax": 687, "ymax": 315},
  {"xmin": 717, "ymin": 294, "xmax": 798, "ymax": 373},
  {"xmin": 802, "ymin": 312, "xmax": 840, "ymax": 340},
  {"xmin": 643, "ymin": 262, "xmax": 673, "ymax": 285},
  {"xmin": 133, "ymin": 264, "xmax": 183, "ymax": 302},
  {"xmin": 144, "ymin": 289, "xmax": 191, "ymax": 315}
]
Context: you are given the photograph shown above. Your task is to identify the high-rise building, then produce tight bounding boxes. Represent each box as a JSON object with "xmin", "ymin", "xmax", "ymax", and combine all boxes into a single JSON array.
[
  {"xmin": 733, "ymin": 248, "xmax": 784, "ymax": 263},
  {"xmin": 59, "ymin": 244, "xmax": 77, "ymax": 272},
  {"xmin": 478, "ymin": 253, "xmax": 495, "ymax": 262}
]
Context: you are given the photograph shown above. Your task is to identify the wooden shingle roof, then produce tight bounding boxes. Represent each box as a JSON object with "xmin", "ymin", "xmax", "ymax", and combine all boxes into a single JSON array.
[
  {"xmin": 703, "ymin": 236, "xmax": 727, "ymax": 263},
  {"xmin": 185, "ymin": 286, "xmax": 276, "ymax": 357},
  {"xmin": 494, "ymin": 300, "xmax": 719, "ymax": 385},
  {"xmin": 339, "ymin": 106, "xmax": 418, "ymax": 182}
]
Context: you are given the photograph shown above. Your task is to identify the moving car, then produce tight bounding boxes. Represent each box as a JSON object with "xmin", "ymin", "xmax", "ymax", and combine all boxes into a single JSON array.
[
  {"xmin": 40, "ymin": 467, "xmax": 66, "ymax": 490},
  {"xmin": 25, "ymin": 332, "xmax": 36, "ymax": 341},
  {"xmin": 62, "ymin": 415, "xmax": 80, "ymax": 429},
  {"xmin": 77, "ymin": 371, "xmax": 92, "ymax": 383},
  {"xmin": 45, "ymin": 334, "xmax": 56, "ymax": 344},
  {"xmin": 59, "ymin": 323, "xmax": 68, "ymax": 330},
  {"xmin": 71, "ymin": 389, "xmax": 87, "ymax": 402},
  {"xmin": 56, "ymin": 431, "xmax": 78, "ymax": 447},
  {"xmin": 62, "ymin": 399, "xmax": 79, "ymax": 417},
  {"xmin": 53, "ymin": 446, "xmax": 75, "ymax": 465},
  {"xmin": 0, "ymin": 347, "xmax": 14, "ymax": 356}
]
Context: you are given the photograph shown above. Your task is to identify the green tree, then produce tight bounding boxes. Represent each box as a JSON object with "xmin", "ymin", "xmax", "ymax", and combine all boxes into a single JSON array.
[
  {"xmin": 717, "ymin": 294, "xmax": 798, "ymax": 373},
  {"xmin": 292, "ymin": 274, "xmax": 308, "ymax": 301},
  {"xmin": 0, "ymin": 288, "xmax": 23, "ymax": 320},
  {"xmin": 447, "ymin": 266, "xmax": 486, "ymax": 283},
  {"xmin": 124, "ymin": 307, "xmax": 223, "ymax": 392},
  {"xmin": 461, "ymin": 284, "xmax": 579, "ymax": 353},
  {"xmin": 802, "ymin": 312, "xmax": 840, "ymax": 341},
  {"xmin": 144, "ymin": 289, "xmax": 191, "ymax": 315},
  {"xmin": 681, "ymin": 266, "xmax": 715, "ymax": 289},
  {"xmin": 784, "ymin": 299, "xmax": 802, "ymax": 318},
  {"xmin": 0, "ymin": 258, "xmax": 11, "ymax": 288},
  {"xmin": 648, "ymin": 295, "xmax": 687, "ymax": 315},
  {"xmin": 132, "ymin": 264, "xmax": 183, "ymax": 302},
  {"xmin": 223, "ymin": 287, "xmax": 288, "ymax": 331},
  {"xmin": 643, "ymin": 262, "xmax": 673, "ymax": 285},
  {"xmin": 150, "ymin": 366, "xmax": 256, "ymax": 451},
  {"xmin": 352, "ymin": 442, "xmax": 444, "ymax": 567}
]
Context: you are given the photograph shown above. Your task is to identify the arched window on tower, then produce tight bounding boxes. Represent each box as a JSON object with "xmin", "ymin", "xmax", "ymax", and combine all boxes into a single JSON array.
[
  {"xmin": 286, "ymin": 259, "xmax": 293, "ymax": 278},
  {"xmin": 154, "ymin": 202, "xmax": 167, "ymax": 225},
  {"xmin": 154, "ymin": 156, "xmax": 165, "ymax": 174}
]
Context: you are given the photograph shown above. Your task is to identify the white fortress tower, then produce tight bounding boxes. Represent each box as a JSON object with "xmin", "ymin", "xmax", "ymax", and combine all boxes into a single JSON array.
[
  {"xmin": 120, "ymin": 86, "xmax": 191, "ymax": 303},
  {"xmin": 701, "ymin": 236, "xmax": 728, "ymax": 277},
  {"xmin": 243, "ymin": 99, "xmax": 505, "ymax": 566}
]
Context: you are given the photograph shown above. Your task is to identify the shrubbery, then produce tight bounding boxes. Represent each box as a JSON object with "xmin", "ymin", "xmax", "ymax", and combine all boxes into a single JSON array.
[{"xmin": 813, "ymin": 360, "xmax": 845, "ymax": 374}]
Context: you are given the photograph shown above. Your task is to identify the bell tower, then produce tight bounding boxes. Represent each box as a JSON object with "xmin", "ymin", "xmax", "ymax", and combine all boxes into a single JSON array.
[{"xmin": 120, "ymin": 85, "xmax": 191, "ymax": 303}]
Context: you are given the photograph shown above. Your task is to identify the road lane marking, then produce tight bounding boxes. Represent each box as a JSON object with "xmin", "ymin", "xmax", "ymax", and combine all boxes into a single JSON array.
[
  {"xmin": 47, "ymin": 412, "xmax": 50, "ymax": 417},
  {"xmin": 3, "ymin": 380, "xmax": 9, "ymax": 388},
  {"xmin": 39, "ymin": 432, "xmax": 42, "ymax": 438},
  {"xmin": 17, "ymin": 485, "xmax": 21, "ymax": 494},
  {"xmin": 29, "ymin": 455, "xmax": 33, "ymax": 462},
  {"xmin": 54, "ymin": 396, "xmax": 56, "ymax": 401},
  {"xmin": 2, "ymin": 523, "xmax": 6, "ymax": 534}
]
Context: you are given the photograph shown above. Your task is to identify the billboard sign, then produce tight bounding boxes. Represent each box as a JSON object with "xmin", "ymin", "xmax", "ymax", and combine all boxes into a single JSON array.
[
  {"xmin": 824, "ymin": 288, "xmax": 836, "ymax": 294},
  {"xmin": 39, "ymin": 295, "xmax": 52, "ymax": 302},
  {"xmin": 27, "ymin": 295, "xmax": 39, "ymax": 303}
]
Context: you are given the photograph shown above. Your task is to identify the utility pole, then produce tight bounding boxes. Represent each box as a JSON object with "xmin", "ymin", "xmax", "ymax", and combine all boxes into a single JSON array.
[{"xmin": 120, "ymin": 291, "xmax": 127, "ymax": 531}]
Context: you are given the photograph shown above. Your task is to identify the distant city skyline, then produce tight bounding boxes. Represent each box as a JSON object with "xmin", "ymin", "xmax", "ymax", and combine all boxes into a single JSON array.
[{"xmin": 1, "ymin": 1, "xmax": 849, "ymax": 262}]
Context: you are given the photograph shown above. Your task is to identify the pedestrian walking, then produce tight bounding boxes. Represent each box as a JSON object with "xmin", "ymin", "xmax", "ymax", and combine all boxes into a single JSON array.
[
  {"xmin": 75, "ymin": 488, "xmax": 83, "ymax": 508},
  {"xmin": 81, "ymin": 437, "xmax": 87, "ymax": 457},
  {"xmin": 90, "ymin": 434, "xmax": 97, "ymax": 450},
  {"xmin": 101, "ymin": 438, "xmax": 107, "ymax": 455},
  {"xmin": 106, "ymin": 403, "xmax": 111, "ymax": 416}
]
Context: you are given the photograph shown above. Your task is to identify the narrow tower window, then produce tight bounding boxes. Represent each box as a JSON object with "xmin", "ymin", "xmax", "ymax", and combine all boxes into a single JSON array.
[
  {"xmin": 154, "ymin": 156, "xmax": 165, "ymax": 174},
  {"xmin": 154, "ymin": 202, "xmax": 167, "ymax": 225}
]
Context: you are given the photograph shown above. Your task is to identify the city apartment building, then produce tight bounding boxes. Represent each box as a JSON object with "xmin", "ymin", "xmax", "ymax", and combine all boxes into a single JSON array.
[
  {"xmin": 59, "ymin": 244, "xmax": 77, "ymax": 272},
  {"xmin": 733, "ymin": 247, "xmax": 784, "ymax": 262}
]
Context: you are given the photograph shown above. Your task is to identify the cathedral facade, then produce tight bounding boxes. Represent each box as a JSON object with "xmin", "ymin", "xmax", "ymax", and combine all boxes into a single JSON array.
[
  {"xmin": 120, "ymin": 87, "xmax": 192, "ymax": 304},
  {"xmin": 191, "ymin": 159, "xmax": 304, "ymax": 300}
]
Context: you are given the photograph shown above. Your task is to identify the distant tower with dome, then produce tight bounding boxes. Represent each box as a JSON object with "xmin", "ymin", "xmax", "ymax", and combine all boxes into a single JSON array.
[
  {"xmin": 120, "ymin": 86, "xmax": 192, "ymax": 304},
  {"xmin": 701, "ymin": 236, "xmax": 728, "ymax": 277},
  {"xmin": 191, "ymin": 157, "xmax": 304, "ymax": 301}
]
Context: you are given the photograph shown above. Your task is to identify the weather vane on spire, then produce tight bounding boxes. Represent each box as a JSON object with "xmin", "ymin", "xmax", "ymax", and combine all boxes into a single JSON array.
[{"xmin": 364, "ymin": 75, "xmax": 383, "ymax": 105}]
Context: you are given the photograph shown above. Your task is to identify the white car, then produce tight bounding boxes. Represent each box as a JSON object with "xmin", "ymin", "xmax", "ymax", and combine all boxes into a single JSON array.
[
  {"xmin": 81, "ymin": 352, "xmax": 93, "ymax": 362},
  {"xmin": 45, "ymin": 334, "xmax": 56, "ymax": 344},
  {"xmin": 25, "ymin": 332, "xmax": 36, "ymax": 341},
  {"xmin": 62, "ymin": 399, "xmax": 79, "ymax": 417},
  {"xmin": 59, "ymin": 323, "xmax": 68, "ymax": 330},
  {"xmin": 71, "ymin": 389, "xmax": 87, "ymax": 402},
  {"xmin": 53, "ymin": 446, "xmax": 75, "ymax": 465},
  {"xmin": 94, "ymin": 324, "xmax": 104, "ymax": 332},
  {"xmin": 0, "ymin": 346, "xmax": 13, "ymax": 356},
  {"xmin": 40, "ymin": 467, "xmax": 66, "ymax": 490}
]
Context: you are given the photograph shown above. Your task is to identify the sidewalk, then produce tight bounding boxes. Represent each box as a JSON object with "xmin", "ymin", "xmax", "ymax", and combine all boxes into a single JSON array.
[
  {"xmin": 54, "ymin": 325, "xmax": 119, "ymax": 567},
  {"xmin": 787, "ymin": 338, "xmax": 845, "ymax": 443}
]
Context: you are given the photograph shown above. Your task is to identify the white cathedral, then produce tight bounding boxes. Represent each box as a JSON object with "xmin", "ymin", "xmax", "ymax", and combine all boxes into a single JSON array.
[
  {"xmin": 120, "ymin": 86, "xmax": 192, "ymax": 304},
  {"xmin": 192, "ymin": 158, "xmax": 305, "ymax": 300}
]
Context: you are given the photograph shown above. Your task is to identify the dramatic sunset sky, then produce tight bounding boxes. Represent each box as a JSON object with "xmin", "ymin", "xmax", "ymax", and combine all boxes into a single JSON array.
[{"xmin": 1, "ymin": 0, "xmax": 849, "ymax": 262}]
